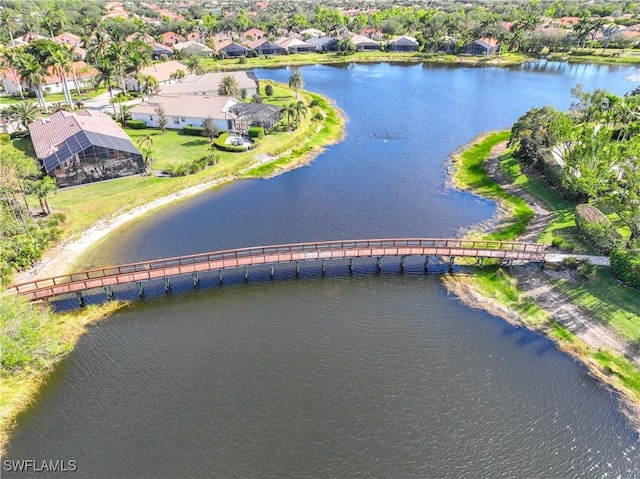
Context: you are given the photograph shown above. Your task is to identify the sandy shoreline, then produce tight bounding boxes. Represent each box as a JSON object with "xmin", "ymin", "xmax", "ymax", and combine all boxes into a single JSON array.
[{"xmin": 13, "ymin": 174, "xmax": 239, "ymax": 284}]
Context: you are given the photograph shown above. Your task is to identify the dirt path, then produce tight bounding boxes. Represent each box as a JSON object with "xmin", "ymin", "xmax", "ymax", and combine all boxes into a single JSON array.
[{"xmin": 460, "ymin": 142, "xmax": 640, "ymax": 368}]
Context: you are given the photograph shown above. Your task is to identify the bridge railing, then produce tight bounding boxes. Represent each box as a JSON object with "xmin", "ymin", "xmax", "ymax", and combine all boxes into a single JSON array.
[{"xmin": 8, "ymin": 238, "xmax": 546, "ymax": 295}]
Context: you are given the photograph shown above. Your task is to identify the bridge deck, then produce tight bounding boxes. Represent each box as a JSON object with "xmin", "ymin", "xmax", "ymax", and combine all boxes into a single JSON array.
[{"xmin": 8, "ymin": 238, "xmax": 546, "ymax": 301}]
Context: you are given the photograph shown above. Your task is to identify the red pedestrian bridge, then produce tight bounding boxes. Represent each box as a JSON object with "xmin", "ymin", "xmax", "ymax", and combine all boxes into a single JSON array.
[{"xmin": 8, "ymin": 238, "xmax": 546, "ymax": 303}]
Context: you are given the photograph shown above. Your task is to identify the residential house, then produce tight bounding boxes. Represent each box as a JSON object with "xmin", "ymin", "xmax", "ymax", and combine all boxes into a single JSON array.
[
  {"xmin": 253, "ymin": 40, "xmax": 287, "ymax": 56},
  {"xmin": 28, "ymin": 110, "xmax": 144, "ymax": 188},
  {"xmin": 462, "ymin": 37, "xmax": 501, "ymax": 56},
  {"xmin": 173, "ymin": 41, "xmax": 214, "ymax": 57},
  {"xmin": 307, "ymin": 36, "xmax": 339, "ymax": 52},
  {"xmin": 359, "ymin": 27, "xmax": 384, "ymax": 41},
  {"xmin": 157, "ymin": 71, "xmax": 259, "ymax": 98},
  {"xmin": 388, "ymin": 35, "xmax": 419, "ymax": 52},
  {"xmin": 53, "ymin": 32, "xmax": 83, "ymax": 48},
  {"xmin": 276, "ymin": 37, "xmax": 315, "ymax": 53},
  {"xmin": 126, "ymin": 33, "xmax": 155, "ymax": 44},
  {"xmin": 125, "ymin": 60, "xmax": 189, "ymax": 91},
  {"xmin": 161, "ymin": 31, "xmax": 186, "ymax": 46},
  {"xmin": 351, "ymin": 34, "xmax": 382, "ymax": 51},
  {"xmin": 216, "ymin": 40, "xmax": 252, "ymax": 58},
  {"xmin": 300, "ymin": 28, "xmax": 326, "ymax": 39},
  {"xmin": 242, "ymin": 28, "xmax": 266, "ymax": 41},
  {"xmin": 129, "ymin": 95, "xmax": 239, "ymax": 131},
  {"xmin": 6, "ymin": 32, "xmax": 47, "ymax": 48},
  {"xmin": 150, "ymin": 42, "xmax": 174, "ymax": 60},
  {"xmin": 1, "ymin": 61, "xmax": 98, "ymax": 96}
]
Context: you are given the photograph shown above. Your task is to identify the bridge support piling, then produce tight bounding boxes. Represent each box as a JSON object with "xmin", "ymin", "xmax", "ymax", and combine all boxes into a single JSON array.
[
  {"xmin": 349, "ymin": 258, "xmax": 353, "ymax": 273},
  {"xmin": 164, "ymin": 277, "xmax": 171, "ymax": 293},
  {"xmin": 219, "ymin": 269, "xmax": 223, "ymax": 284},
  {"xmin": 448, "ymin": 256, "xmax": 456, "ymax": 273},
  {"xmin": 75, "ymin": 292, "xmax": 85, "ymax": 307},
  {"xmin": 192, "ymin": 272, "xmax": 199, "ymax": 287},
  {"xmin": 104, "ymin": 286, "xmax": 113, "ymax": 300},
  {"xmin": 376, "ymin": 257, "xmax": 382, "ymax": 272},
  {"xmin": 425, "ymin": 255, "xmax": 430, "ymax": 272},
  {"xmin": 400, "ymin": 255, "xmax": 406, "ymax": 272},
  {"xmin": 322, "ymin": 259, "xmax": 326, "ymax": 275},
  {"xmin": 477, "ymin": 257, "xmax": 484, "ymax": 267},
  {"xmin": 244, "ymin": 266, "xmax": 249, "ymax": 282},
  {"xmin": 136, "ymin": 281, "xmax": 144, "ymax": 297},
  {"xmin": 270, "ymin": 265, "xmax": 274, "ymax": 279},
  {"xmin": 296, "ymin": 261, "xmax": 300, "ymax": 278}
]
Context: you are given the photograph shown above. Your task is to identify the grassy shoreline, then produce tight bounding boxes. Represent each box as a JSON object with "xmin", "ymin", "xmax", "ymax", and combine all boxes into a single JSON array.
[
  {"xmin": 0, "ymin": 84, "xmax": 345, "ymax": 453},
  {"xmin": 445, "ymin": 132, "xmax": 640, "ymax": 430}
]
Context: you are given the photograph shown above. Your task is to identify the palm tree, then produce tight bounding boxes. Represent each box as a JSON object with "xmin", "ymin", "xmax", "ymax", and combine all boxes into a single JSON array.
[
  {"xmin": 136, "ymin": 133, "xmax": 154, "ymax": 151},
  {"xmin": 285, "ymin": 102, "xmax": 297, "ymax": 129},
  {"xmin": 169, "ymin": 69, "xmax": 186, "ymax": 83},
  {"xmin": 186, "ymin": 55, "xmax": 205, "ymax": 75},
  {"xmin": 93, "ymin": 56, "xmax": 118, "ymax": 115},
  {"xmin": 15, "ymin": 52, "xmax": 48, "ymax": 112},
  {"xmin": 1, "ymin": 102, "xmax": 42, "ymax": 129},
  {"xmin": 0, "ymin": 10, "xmax": 20, "ymax": 47},
  {"xmin": 45, "ymin": 43, "xmax": 75, "ymax": 110},
  {"xmin": 294, "ymin": 101, "xmax": 307, "ymax": 122},
  {"xmin": 288, "ymin": 69, "xmax": 304, "ymax": 99},
  {"xmin": 217, "ymin": 75, "xmax": 240, "ymax": 97},
  {"xmin": 137, "ymin": 73, "xmax": 159, "ymax": 99},
  {"xmin": 1, "ymin": 47, "xmax": 25, "ymax": 99}
]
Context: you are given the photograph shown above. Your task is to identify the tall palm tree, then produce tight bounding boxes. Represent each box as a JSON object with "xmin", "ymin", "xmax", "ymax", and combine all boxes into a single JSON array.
[
  {"xmin": 0, "ymin": 10, "xmax": 20, "ymax": 47},
  {"xmin": 217, "ymin": 74, "xmax": 240, "ymax": 97},
  {"xmin": 45, "ymin": 43, "xmax": 75, "ymax": 110},
  {"xmin": 15, "ymin": 52, "xmax": 48, "ymax": 112},
  {"xmin": 285, "ymin": 102, "xmax": 297, "ymax": 128},
  {"xmin": 93, "ymin": 56, "xmax": 118, "ymax": 115},
  {"xmin": 294, "ymin": 101, "xmax": 307, "ymax": 122},
  {"xmin": 1, "ymin": 46, "xmax": 25, "ymax": 99},
  {"xmin": 186, "ymin": 55, "xmax": 205, "ymax": 75},
  {"xmin": 288, "ymin": 69, "xmax": 304, "ymax": 99}
]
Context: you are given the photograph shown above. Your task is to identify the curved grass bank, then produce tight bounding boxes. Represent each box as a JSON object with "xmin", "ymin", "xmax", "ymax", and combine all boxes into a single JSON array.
[
  {"xmin": 446, "ymin": 132, "xmax": 640, "ymax": 430},
  {"xmin": 0, "ymin": 84, "xmax": 345, "ymax": 453}
]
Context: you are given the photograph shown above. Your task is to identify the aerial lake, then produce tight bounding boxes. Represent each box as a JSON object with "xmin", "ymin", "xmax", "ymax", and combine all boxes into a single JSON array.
[{"xmin": 5, "ymin": 61, "xmax": 640, "ymax": 478}]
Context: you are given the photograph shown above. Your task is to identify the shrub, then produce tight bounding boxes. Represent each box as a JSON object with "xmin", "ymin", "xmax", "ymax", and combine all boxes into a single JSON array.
[
  {"xmin": 576, "ymin": 260, "xmax": 596, "ymax": 280},
  {"xmin": 125, "ymin": 119, "xmax": 147, "ymax": 129},
  {"xmin": 611, "ymin": 248, "xmax": 640, "ymax": 289},
  {"xmin": 248, "ymin": 126, "xmax": 264, "ymax": 139},
  {"xmin": 312, "ymin": 111, "xmax": 324, "ymax": 121},
  {"xmin": 182, "ymin": 125, "xmax": 205, "ymax": 136},
  {"xmin": 0, "ymin": 133, "xmax": 10, "ymax": 145},
  {"xmin": 575, "ymin": 204, "xmax": 625, "ymax": 255}
]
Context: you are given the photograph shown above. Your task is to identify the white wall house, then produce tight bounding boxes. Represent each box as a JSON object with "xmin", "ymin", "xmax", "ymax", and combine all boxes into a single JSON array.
[
  {"xmin": 124, "ymin": 60, "xmax": 190, "ymax": 92},
  {"xmin": 128, "ymin": 95, "xmax": 239, "ymax": 131},
  {"xmin": 2, "ymin": 61, "xmax": 97, "ymax": 96}
]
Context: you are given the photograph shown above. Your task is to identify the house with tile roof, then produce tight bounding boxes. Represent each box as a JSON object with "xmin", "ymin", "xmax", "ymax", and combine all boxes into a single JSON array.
[
  {"xmin": 28, "ymin": 110, "xmax": 143, "ymax": 187},
  {"xmin": 276, "ymin": 37, "xmax": 315, "ymax": 53},
  {"xmin": 462, "ymin": 37, "xmax": 501, "ymax": 56},
  {"xmin": 388, "ymin": 35, "xmax": 419, "ymax": 52},
  {"xmin": 125, "ymin": 60, "xmax": 189, "ymax": 91},
  {"xmin": 129, "ymin": 95, "xmax": 239, "ymax": 131},
  {"xmin": 157, "ymin": 71, "xmax": 259, "ymax": 98},
  {"xmin": 2, "ymin": 61, "xmax": 98, "ymax": 96},
  {"xmin": 173, "ymin": 41, "xmax": 214, "ymax": 57}
]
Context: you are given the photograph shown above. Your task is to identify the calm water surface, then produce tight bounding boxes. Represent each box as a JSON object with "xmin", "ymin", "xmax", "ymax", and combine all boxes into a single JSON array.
[{"xmin": 5, "ymin": 62, "xmax": 640, "ymax": 478}]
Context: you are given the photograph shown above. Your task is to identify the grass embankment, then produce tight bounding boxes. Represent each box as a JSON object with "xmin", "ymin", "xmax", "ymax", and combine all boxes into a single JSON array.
[
  {"xmin": 546, "ymin": 48, "xmax": 640, "ymax": 65},
  {"xmin": 449, "ymin": 132, "xmax": 640, "ymax": 409},
  {"xmin": 32, "ymin": 82, "xmax": 343, "ymax": 239},
  {"xmin": 0, "ymin": 294, "xmax": 124, "ymax": 453}
]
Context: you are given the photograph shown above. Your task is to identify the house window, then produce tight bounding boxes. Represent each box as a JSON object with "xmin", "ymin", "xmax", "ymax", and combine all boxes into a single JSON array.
[
  {"xmin": 181, "ymin": 118, "xmax": 186, "ymax": 122},
  {"xmin": 173, "ymin": 117, "xmax": 180, "ymax": 125},
  {"xmin": 149, "ymin": 116, "xmax": 153, "ymax": 121}
]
